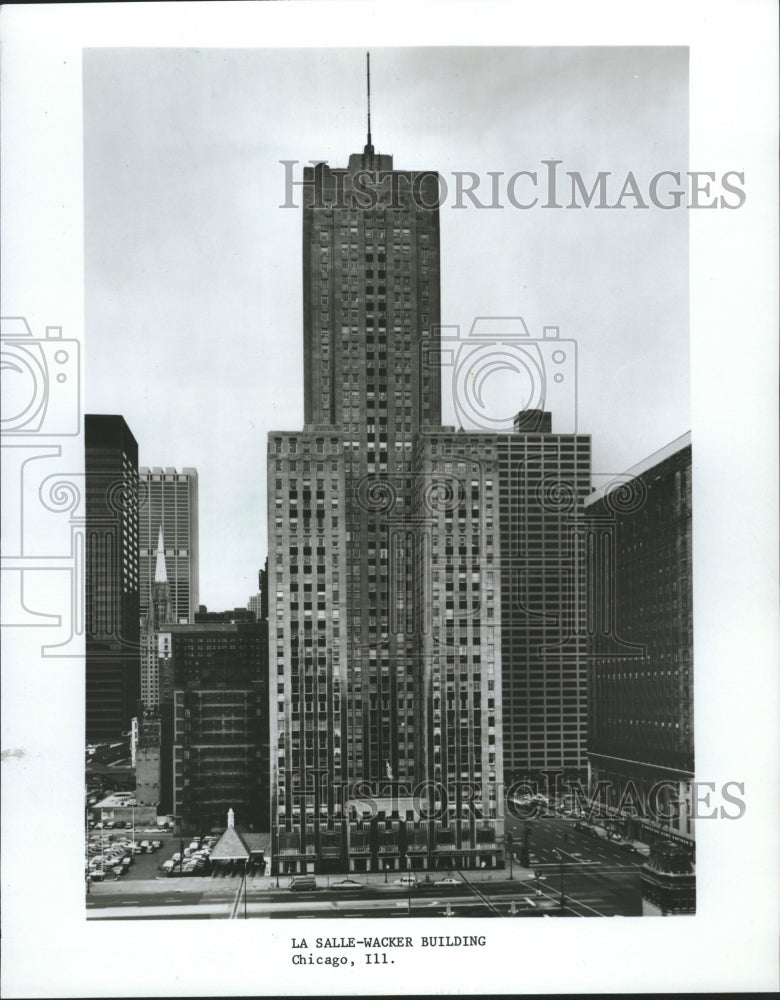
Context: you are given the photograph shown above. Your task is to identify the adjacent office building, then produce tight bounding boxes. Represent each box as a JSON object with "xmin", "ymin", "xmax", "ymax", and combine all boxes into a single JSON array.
[
  {"xmin": 422, "ymin": 413, "xmax": 592, "ymax": 790},
  {"xmin": 584, "ymin": 433, "xmax": 694, "ymax": 850},
  {"xmin": 138, "ymin": 466, "xmax": 199, "ymax": 625},
  {"xmin": 85, "ymin": 414, "xmax": 141, "ymax": 741}
]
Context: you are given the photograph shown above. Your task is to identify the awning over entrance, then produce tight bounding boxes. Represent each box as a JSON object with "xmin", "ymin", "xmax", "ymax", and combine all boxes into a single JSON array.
[{"xmin": 210, "ymin": 812, "xmax": 271, "ymax": 863}]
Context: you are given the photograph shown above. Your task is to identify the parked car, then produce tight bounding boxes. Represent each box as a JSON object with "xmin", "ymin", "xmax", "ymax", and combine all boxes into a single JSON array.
[
  {"xmin": 151, "ymin": 840, "xmax": 162, "ymax": 849},
  {"xmin": 289, "ymin": 876, "xmax": 317, "ymax": 891},
  {"xmin": 104, "ymin": 820, "xmax": 115, "ymax": 829},
  {"xmin": 124, "ymin": 821, "xmax": 133, "ymax": 829},
  {"xmin": 330, "ymin": 879, "xmax": 364, "ymax": 890},
  {"xmin": 394, "ymin": 875, "xmax": 419, "ymax": 885},
  {"xmin": 434, "ymin": 878, "xmax": 461, "ymax": 887}
]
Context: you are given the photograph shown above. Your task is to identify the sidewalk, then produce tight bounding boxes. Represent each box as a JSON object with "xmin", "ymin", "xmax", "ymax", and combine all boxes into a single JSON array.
[
  {"xmin": 246, "ymin": 867, "xmax": 537, "ymax": 891},
  {"xmin": 88, "ymin": 867, "xmax": 539, "ymax": 895}
]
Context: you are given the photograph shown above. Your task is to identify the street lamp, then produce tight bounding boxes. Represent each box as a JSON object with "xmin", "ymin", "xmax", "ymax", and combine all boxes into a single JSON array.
[
  {"xmin": 552, "ymin": 849, "xmax": 565, "ymax": 912},
  {"xmin": 506, "ymin": 833, "xmax": 514, "ymax": 880}
]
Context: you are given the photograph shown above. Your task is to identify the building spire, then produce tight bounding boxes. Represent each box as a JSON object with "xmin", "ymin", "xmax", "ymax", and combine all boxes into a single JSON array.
[
  {"xmin": 364, "ymin": 51, "xmax": 374, "ymax": 156},
  {"xmin": 154, "ymin": 526, "xmax": 167, "ymax": 584}
]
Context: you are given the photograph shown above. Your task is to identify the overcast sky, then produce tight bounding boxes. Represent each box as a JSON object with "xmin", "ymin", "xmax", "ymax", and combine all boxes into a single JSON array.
[{"xmin": 84, "ymin": 46, "xmax": 689, "ymax": 611}]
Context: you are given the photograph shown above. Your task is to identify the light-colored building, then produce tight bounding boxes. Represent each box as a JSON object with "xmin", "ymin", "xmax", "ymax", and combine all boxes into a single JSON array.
[{"xmin": 138, "ymin": 466, "xmax": 199, "ymax": 625}]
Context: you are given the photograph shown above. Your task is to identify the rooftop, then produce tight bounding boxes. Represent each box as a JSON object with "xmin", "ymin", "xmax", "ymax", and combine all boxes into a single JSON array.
[{"xmin": 585, "ymin": 431, "xmax": 691, "ymax": 507}]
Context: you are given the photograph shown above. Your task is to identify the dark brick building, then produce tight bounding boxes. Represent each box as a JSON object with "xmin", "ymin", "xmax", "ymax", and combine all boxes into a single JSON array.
[
  {"xmin": 85, "ymin": 414, "xmax": 141, "ymax": 741},
  {"xmin": 584, "ymin": 432, "xmax": 694, "ymax": 850},
  {"xmin": 167, "ymin": 616, "xmax": 269, "ymax": 835}
]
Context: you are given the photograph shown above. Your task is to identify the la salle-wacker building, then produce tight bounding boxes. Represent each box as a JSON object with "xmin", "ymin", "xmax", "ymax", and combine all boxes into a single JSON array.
[{"xmin": 267, "ymin": 119, "xmax": 591, "ymax": 874}]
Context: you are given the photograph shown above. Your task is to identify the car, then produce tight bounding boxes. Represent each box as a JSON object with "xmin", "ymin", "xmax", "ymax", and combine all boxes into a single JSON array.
[
  {"xmin": 124, "ymin": 821, "xmax": 133, "ymax": 829},
  {"xmin": 330, "ymin": 879, "xmax": 364, "ymax": 890},
  {"xmin": 151, "ymin": 840, "xmax": 162, "ymax": 849},
  {"xmin": 104, "ymin": 820, "xmax": 115, "ymax": 829},
  {"xmin": 394, "ymin": 875, "xmax": 419, "ymax": 885},
  {"xmin": 161, "ymin": 860, "xmax": 175, "ymax": 872},
  {"xmin": 88, "ymin": 871, "xmax": 104, "ymax": 882},
  {"xmin": 112, "ymin": 866, "xmax": 125, "ymax": 877},
  {"xmin": 434, "ymin": 878, "xmax": 461, "ymax": 887},
  {"xmin": 172, "ymin": 852, "xmax": 182, "ymax": 863},
  {"xmin": 289, "ymin": 876, "xmax": 318, "ymax": 891},
  {"xmin": 93, "ymin": 821, "xmax": 103, "ymax": 830},
  {"xmin": 140, "ymin": 839, "xmax": 150, "ymax": 848}
]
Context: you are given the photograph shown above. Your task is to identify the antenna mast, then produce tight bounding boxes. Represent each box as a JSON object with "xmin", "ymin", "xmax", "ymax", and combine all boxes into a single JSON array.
[{"xmin": 365, "ymin": 51, "xmax": 374, "ymax": 155}]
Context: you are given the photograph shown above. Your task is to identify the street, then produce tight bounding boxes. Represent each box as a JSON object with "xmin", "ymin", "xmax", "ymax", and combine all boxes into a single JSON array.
[
  {"xmin": 86, "ymin": 810, "xmax": 645, "ymax": 920},
  {"xmin": 504, "ymin": 811, "xmax": 644, "ymax": 917}
]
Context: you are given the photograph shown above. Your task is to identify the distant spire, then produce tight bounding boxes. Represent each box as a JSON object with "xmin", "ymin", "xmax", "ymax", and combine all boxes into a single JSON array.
[
  {"xmin": 154, "ymin": 526, "xmax": 167, "ymax": 584},
  {"xmin": 364, "ymin": 51, "xmax": 374, "ymax": 156}
]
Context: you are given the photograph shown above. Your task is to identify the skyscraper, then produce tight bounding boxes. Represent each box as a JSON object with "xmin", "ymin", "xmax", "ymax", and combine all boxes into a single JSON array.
[
  {"xmin": 423, "ymin": 412, "xmax": 592, "ymax": 791},
  {"xmin": 138, "ymin": 466, "xmax": 199, "ymax": 625},
  {"xmin": 85, "ymin": 414, "xmax": 140, "ymax": 740},
  {"xmin": 495, "ymin": 413, "xmax": 591, "ymax": 783},
  {"xmin": 268, "ymin": 74, "xmax": 502, "ymax": 875},
  {"xmin": 247, "ymin": 559, "xmax": 269, "ymax": 621}
]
